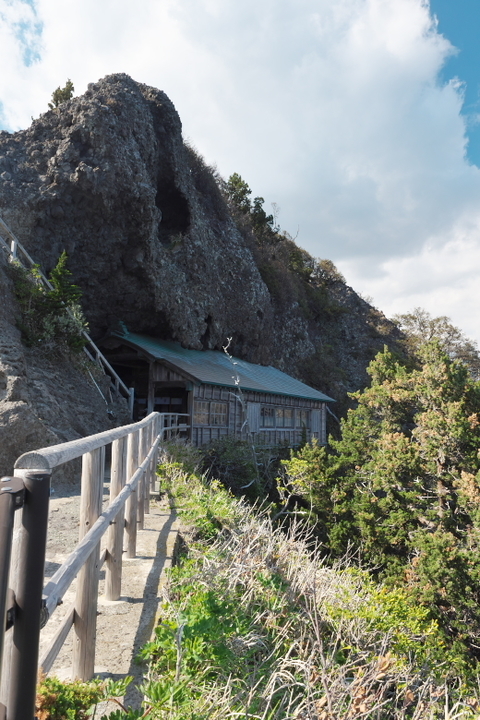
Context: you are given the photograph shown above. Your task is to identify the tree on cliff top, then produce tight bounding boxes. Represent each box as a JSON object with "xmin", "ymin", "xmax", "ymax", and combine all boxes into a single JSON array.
[
  {"xmin": 225, "ymin": 173, "xmax": 278, "ymax": 243},
  {"xmin": 392, "ymin": 307, "xmax": 480, "ymax": 379},
  {"xmin": 48, "ymin": 79, "xmax": 74, "ymax": 109}
]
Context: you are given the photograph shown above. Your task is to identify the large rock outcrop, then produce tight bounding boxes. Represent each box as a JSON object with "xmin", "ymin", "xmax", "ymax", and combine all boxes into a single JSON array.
[{"xmin": 0, "ymin": 73, "xmax": 404, "ymax": 430}]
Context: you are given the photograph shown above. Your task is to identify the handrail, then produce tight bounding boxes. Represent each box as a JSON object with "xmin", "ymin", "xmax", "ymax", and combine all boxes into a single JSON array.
[
  {"xmin": 42, "ymin": 432, "xmax": 160, "ymax": 618},
  {"xmin": 0, "ymin": 216, "xmax": 133, "ymax": 410},
  {"xmin": 15, "ymin": 412, "xmax": 157, "ymax": 470},
  {"xmin": 0, "ymin": 412, "xmax": 165, "ymax": 716}
]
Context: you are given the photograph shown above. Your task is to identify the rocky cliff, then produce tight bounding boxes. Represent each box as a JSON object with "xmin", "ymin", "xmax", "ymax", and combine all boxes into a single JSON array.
[
  {"xmin": 0, "ymin": 249, "xmax": 129, "ymax": 479},
  {"xmin": 0, "ymin": 73, "xmax": 404, "ymax": 468}
]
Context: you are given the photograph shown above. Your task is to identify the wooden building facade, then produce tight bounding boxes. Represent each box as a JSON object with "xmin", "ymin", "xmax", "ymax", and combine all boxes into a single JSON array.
[{"xmin": 100, "ymin": 331, "xmax": 335, "ymax": 447}]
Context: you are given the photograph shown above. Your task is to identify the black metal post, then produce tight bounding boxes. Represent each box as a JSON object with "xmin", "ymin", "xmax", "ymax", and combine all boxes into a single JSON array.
[
  {"xmin": 0, "ymin": 477, "xmax": 24, "ymax": 715},
  {"xmin": 6, "ymin": 470, "xmax": 51, "ymax": 720}
]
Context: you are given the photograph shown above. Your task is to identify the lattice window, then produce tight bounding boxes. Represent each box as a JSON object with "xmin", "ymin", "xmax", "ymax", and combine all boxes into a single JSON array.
[
  {"xmin": 211, "ymin": 402, "xmax": 228, "ymax": 426},
  {"xmin": 261, "ymin": 407, "xmax": 275, "ymax": 427},
  {"xmin": 194, "ymin": 401, "xmax": 209, "ymax": 425}
]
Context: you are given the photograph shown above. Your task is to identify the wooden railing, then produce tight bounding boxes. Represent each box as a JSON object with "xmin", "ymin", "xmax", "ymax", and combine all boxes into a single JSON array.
[
  {"xmin": 160, "ymin": 413, "xmax": 190, "ymax": 440},
  {"xmin": 0, "ymin": 216, "xmax": 134, "ymax": 415},
  {"xmin": 0, "ymin": 412, "xmax": 169, "ymax": 720}
]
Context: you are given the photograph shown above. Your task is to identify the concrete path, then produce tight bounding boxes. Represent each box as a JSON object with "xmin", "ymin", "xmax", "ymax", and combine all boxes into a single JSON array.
[{"xmin": 39, "ymin": 489, "xmax": 181, "ymax": 710}]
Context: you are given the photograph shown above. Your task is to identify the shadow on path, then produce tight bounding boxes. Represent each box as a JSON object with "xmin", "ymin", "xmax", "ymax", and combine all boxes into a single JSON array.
[{"xmin": 124, "ymin": 508, "xmax": 178, "ymax": 709}]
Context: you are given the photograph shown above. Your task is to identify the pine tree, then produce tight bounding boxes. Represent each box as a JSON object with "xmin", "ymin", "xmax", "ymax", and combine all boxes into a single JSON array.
[
  {"xmin": 48, "ymin": 79, "xmax": 75, "ymax": 109},
  {"xmin": 283, "ymin": 342, "xmax": 480, "ymax": 661}
]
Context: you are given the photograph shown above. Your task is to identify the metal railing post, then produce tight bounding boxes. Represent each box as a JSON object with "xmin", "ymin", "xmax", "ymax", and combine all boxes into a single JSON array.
[
  {"xmin": 0, "ymin": 478, "xmax": 24, "ymax": 704},
  {"xmin": 2, "ymin": 469, "xmax": 51, "ymax": 720}
]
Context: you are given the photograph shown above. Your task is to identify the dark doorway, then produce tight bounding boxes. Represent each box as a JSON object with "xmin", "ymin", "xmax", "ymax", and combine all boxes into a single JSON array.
[{"xmin": 153, "ymin": 384, "xmax": 189, "ymax": 414}]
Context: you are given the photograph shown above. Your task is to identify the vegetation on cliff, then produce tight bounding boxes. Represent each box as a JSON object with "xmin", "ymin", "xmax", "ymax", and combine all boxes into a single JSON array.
[
  {"xmin": 9, "ymin": 251, "xmax": 87, "ymax": 352},
  {"xmin": 1, "ymin": 75, "xmax": 406, "ymax": 422},
  {"xmin": 283, "ymin": 341, "xmax": 480, "ymax": 668}
]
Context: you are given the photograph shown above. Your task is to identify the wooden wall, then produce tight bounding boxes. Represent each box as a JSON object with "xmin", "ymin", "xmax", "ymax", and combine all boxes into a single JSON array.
[{"xmin": 191, "ymin": 384, "xmax": 328, "ymax": 447}]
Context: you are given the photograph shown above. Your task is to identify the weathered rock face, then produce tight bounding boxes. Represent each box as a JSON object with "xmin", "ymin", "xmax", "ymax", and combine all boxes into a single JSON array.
[
  {"xmin": 0, "ymin": 73, "xmax": 404, "ymax": 420},
  {"xmin": 0, "ymin": 74, "xmax": 272, "ymax": 353},
  {"xmin": 0, "ymin": 252, "xmax": 129, "ymax": 480}
]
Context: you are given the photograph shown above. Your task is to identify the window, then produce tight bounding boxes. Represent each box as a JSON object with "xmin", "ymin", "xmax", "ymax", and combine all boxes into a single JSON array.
[
  {"xmin": 261, "ymin": 407, "xmax": 275, "ymax": 427},
  {"xmin": 276, "ymin": 408, "xmax": 294, "ymax": 428},
  {"xmin": 194, "ymin": 401, "xmax": 209, "ymax": 425},
  {"xmin": 296, "ymin": 409, "xmax": 310, "ymax": 428},
  {"xmin": 211, "ymin": 402, "xmax": 228, "ymax": 426},
  {"xmin": 261, "ymin": 406, "xmax": 297, "ymax": 428}
]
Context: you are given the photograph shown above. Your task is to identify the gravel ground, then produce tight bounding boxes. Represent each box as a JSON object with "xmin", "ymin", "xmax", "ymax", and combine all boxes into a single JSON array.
[{"xmin": 39, "ymin": 478, "xmax": 180, "ymax": 711}]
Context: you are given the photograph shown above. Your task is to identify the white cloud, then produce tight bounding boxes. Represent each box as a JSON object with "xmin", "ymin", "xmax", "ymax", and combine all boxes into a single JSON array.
[
  {"xmin": 340, "ymin": 219, "xmax": 480, "ymax": 343},
  {"xmin": 1, "ymin": 0, "xmax": 480, "ymax": 342}
]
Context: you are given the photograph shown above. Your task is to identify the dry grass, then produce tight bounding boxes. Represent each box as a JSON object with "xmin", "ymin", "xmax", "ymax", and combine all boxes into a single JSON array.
[{"xmin": 150, "ymin": 461, "xmax": 480, "ymax": 720}]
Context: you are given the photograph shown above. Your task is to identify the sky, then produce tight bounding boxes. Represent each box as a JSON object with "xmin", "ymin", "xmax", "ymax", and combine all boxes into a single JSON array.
[{"xmin": 1, "ymin": 0, "xmax": 480, "ymax": 344}]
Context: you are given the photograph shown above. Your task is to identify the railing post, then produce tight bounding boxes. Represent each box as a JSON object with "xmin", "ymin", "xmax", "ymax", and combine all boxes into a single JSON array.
[
  {"xmin": 0, "ymin": 469, "xmax": 51, "ymax": 720},
  {"xmin": 144, "ymin": 422, "xmax": 152, "ymax": 516},
  {"xmin": 105, "ymin": 437, "xmax": 127, "ymax": 601},
  {"xmin": 125, "ymin": 431, "xmax": 139, "ymax": 558},
  {"xmin": 72, "ymin": 447, "xmax": 104, "ymax": 680},
  {"xmin": 128, "ymin": 388, "xmax": 135, "ymax": 419},
  {"xmin": 137, "ymin": 428, "xmax": 146, "ymax": 530},
  {"xmin": 0, "ymin": 477, "xmax": 24, "ymax": 713},
  {"xmin": 150, "ymin": 419, "xmax": 157, "ymax": 495}
]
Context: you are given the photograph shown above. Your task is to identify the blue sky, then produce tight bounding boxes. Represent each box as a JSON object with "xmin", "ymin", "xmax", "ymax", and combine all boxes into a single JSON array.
[
  {"xmin": 430, "ymin": 0, "xmax": 480, "ymax": 166},
  {"xmin": 1, "ymin": 0, "xmax": 480, "ymax": 345}
]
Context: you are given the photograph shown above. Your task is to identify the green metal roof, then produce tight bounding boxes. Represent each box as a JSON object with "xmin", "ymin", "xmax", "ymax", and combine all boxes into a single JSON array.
[{"xmin": 114, "ymin": 331, "xmax": 335, "ymax": 403}]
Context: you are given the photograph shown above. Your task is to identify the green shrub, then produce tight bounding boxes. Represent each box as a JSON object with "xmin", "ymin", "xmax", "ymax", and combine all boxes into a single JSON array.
[
  {"xmin": 200, "ymin": 436, "xmax": 289, "ymax": 501},
  {"xmin": 10, "ymin": 252, "xmax": 87, "ymax": 352},
  {"xmin": 36, "ymin": 676, "xmax": 104, "ymax": 719},
  {"xmin": 36, "ymin": 676, "xmax": 137, "ymax": 720}
]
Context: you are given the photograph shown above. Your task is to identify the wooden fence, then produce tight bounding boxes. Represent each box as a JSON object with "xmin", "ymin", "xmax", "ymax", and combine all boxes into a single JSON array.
[{"xmin": 0, "ymin": 411, "xmax": 189, "ymax": 720}]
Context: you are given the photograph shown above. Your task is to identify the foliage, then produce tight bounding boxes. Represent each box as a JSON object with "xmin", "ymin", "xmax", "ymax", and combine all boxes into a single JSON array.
[
  {"xmin": 283, "ymin": 341, "xmax": 480, "ymax": 665},
  {"xmin": 225, "ymin": 172, "xmax": 279, "ymax": 244},
  {"xmin": 225, "ymin": 172, "xmax": 253, "ymax": 214},
  {"xmin": 10, "ymin": 252, "xmax": 88, "ymax": 352},
  {"xmin": 157, "ymin": 448, "xmax": 245, "ymax": 542},
  {"xmin": 200, "ymin": 436, "xmax": 289, "ymax": 501},
  {"xmin": 48, "ymin": 79, "xmax": 75, "ymax": 109},
  {"xmin": 392, "ymin": 307, "xmax": 480, "ymax": 379},
  {"xmin": 35, "ymin": 676, "xmax": 135, "ymax": 719},
  {"xmin": 143, "ymin": 461, "xmax": 480, "ymax": 718}
]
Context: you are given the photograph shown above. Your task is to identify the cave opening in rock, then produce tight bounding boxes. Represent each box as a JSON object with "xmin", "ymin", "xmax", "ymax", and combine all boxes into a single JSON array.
[{"xmin": 155, "ymin": 181, "xmax": 190, "ymax": 242}]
